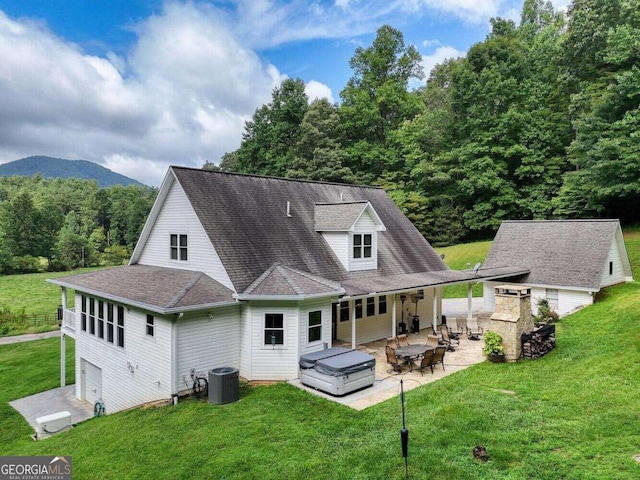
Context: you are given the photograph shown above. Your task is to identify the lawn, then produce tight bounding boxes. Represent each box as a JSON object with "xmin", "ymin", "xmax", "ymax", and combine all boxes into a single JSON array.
[
  {"xmin": 0, "ymin": 267, "xmax": 104, "ymax": 336},
  {"xmin": 2, "ymin": 281, "xmax": 639, "ymax": 479},
  {"xmin": 1, "ymin": 227, "xmax": 638, "ymax": 478},
  {"xmin": 435, "ymin": 240, "xmax": 492, "ymax": 298}
]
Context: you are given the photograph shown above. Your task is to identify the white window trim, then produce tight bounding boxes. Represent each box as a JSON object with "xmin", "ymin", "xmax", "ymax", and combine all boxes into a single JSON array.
[
  {"xmin": 307, "ymin": 310, "xmax": 322, "ymax": 345},
  {"xmin": 170, "ymin": 233, "xmax": 189, "ymax": 262},
  {"xmin": 262, "ymin": 313, "xmax": 286, "ymax": 350},
  {"xmin": 349, "ymin": 232, "xmax": 377, "ymax": 271}
]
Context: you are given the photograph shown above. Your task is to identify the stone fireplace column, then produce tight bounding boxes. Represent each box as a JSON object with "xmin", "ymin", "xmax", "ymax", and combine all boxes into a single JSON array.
[{"xmin": 489, "ymin": 285, "xmax": 534, "ymax": 361}]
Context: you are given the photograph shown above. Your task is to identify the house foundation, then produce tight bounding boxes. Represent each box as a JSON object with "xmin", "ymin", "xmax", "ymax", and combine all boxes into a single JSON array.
[{"xmin": 489, "ymin": 285, "xmax": 534, "ymax": 361}]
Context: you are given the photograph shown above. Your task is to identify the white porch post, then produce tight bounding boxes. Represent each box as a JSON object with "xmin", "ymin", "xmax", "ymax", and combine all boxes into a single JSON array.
[
  {"xmin": 351, "ymin": 300, "xmax": 357, "ymax": 349},
  {"xmin": 391, "ymin": 295, "xmax": 397, "ymax": 337},
  {"xmin": 61, "ymin": 286, "xmax": 67, "ymax": 310},
  {"xmin": 432, "ymin": 290, "xmax": 438, "ymax": 328},
  {"xmin": 467, "ymin": 283, "xmax": 473, "ymax": 320},
  {"xmin": 60, "ymin": 333, "xmax": 66, "ymax": 387}
]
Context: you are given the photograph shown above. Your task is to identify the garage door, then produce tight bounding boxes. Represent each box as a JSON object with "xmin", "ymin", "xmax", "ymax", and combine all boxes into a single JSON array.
[{"xmin": 83, "ymin": 359, "xmax": 102, "ymax": 406}]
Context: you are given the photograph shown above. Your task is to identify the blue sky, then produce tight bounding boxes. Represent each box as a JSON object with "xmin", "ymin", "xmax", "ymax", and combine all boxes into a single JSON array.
[{"xmin": 0, "ymin": 1, "xmax": 569, "ymax": 185}]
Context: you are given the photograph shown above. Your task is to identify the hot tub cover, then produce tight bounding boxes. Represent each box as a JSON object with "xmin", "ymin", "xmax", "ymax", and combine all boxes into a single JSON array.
[
  {"xmin": 314, "ymin": 350, "xmax": 376, "ymax": 377},
  {"xmin": 299, "ymin": 347, "xmax": 351, "ymax": 369}
]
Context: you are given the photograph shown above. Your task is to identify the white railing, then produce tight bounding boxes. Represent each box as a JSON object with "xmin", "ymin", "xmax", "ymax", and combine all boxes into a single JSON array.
[{"xmin": 62, "ymin": 308, "xmax": 76, "ymax": 331}]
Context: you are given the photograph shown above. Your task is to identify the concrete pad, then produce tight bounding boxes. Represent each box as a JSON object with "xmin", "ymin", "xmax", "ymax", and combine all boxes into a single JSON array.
[{"xmin": 10, "ymin": 385, "xmax": 94, "ymax": 435}]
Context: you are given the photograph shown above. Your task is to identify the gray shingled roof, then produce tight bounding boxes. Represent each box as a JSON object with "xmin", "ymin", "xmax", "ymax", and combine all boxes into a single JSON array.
[
  {"xmin": 49, "ymin": 265, "xmax": 234, "ymax": 313},
  {"xmin": 241, "ymin": 264, "xmax": 344, "ymax": 297},
  {"xmin": 483, "ymin": 220, "xmax": 622, "ymax": 290},
  {"xmin": 314, "ymin": 202, "xmax": 370, "ymax": 231},
  {"xmin": 171, "ymin": 167, "xmax": 450, "ymax": 294}
]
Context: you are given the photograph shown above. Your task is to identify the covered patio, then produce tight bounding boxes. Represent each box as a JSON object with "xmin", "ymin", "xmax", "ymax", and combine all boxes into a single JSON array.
[{"xmin": 291, "ymin": 302, "xmax": 492, "ymax": 410}]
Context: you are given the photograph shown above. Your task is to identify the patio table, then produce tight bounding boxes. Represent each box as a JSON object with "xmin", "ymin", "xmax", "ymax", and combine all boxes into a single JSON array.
[{"xmin": 395, "ymin": 345, "xmax": 434, "ymax": 372}]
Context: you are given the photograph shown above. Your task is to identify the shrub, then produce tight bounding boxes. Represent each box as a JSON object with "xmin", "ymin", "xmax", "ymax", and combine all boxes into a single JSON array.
[
  {"xmin": 483, "ymin": 331, "xmax": 504, "ymax": 355},
  {"xmin": 534, "ymin": 298, "xmax": 560, "ymax": 324}
]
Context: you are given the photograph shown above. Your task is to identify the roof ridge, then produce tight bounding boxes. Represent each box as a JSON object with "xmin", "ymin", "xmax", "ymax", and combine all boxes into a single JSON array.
[
  {"xmin": 167, "ymin": 271, "xmax": 205, "ymax": 308},
  {"xmin": 242, "ymin": 263, "xmax": 280, "ymax": 295},
  {"xmin": 276, "ymin": 265, "xmax": 304, "ymax": 295},
  {"xmin": 277, "ymin": 264, "xmax": 343, "ymax": 290},
  {"xmin": 170, "ymin": 165, "xmax": 383, "ymax": 190}
]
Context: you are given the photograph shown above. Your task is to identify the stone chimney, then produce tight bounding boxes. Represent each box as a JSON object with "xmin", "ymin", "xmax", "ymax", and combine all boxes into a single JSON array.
[{"xmin": 489, "ymin": 285, "xmax": 534, "ymax": 361}]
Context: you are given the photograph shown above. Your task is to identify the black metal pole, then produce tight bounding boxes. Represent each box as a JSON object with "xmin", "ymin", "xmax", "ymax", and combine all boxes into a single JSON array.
[{"xmin": 400, "ymin": 379, "xmax": 409, "ymax": 479}]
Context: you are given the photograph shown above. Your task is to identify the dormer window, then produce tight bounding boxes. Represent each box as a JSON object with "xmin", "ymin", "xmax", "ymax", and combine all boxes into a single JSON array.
[
  {"xmin": 315, "ymin": 201, "xmax": 386, "ymax": 272},
  {"xmin": 170, "ymin": 234, "xmax": 188, "ymax": 261},
  {"xmin": 353, "ymin": 234, "xmax": 372, "ymax": 259}
]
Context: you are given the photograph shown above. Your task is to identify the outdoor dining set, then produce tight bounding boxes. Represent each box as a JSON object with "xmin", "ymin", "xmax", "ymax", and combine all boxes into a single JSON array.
[{"xmin": 385, "ymin": 316, "xmax": 484, "ymax": 375}]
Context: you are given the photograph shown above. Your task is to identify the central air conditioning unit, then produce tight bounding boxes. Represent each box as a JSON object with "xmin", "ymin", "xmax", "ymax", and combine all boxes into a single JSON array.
[{"xmin": 208, "ymin": 367, "xmax": 239, "ymax": 405}]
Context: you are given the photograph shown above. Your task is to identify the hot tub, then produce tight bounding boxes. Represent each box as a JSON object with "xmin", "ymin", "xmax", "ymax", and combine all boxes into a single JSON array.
[{"xmin": 299, "ymin": 348, "xmax": 376, "ymax": 396}]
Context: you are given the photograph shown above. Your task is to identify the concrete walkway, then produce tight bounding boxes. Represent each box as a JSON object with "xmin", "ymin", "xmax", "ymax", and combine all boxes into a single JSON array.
[{"xmin": 0, "ymin": 330, "xmax": 60, "ymax": 345}]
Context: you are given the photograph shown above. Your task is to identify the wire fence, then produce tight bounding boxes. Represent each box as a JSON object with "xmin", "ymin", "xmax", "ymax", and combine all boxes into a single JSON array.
[{"xmin": 0, "ymin": 308, "xmax": 61, "ymax": 332}]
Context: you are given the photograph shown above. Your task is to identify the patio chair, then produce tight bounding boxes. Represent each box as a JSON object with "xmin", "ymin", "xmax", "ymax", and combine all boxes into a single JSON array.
[
  {"xmin": 397, "ymin": 334, "xmax": 409, "ymax": 347},
  {"xmin": 386, "ymin": 336, "xmax": 398, "ymax": 348},
  {"xmin": 386, "ymin": 345, "xmax": 406, "ymax": 373},
  {"xmin": 466, "ymin": 317, "xmax": 483, "ymax": 340},
  {"xmin": 440, "ymin": 325, "xmax": 459, "ymax": 351},
  {"xmin": 426, "ymin": 334, "xmax": 439, "ymax": 349},
  {"xmin": 431, "ymin": 346, "xmax": 446, "ymax": 372},
  {"xmin": 415, "ymin": 349, "xmax": 436, "ymax": 376},
  {"xmin": 446, "ymin": 317, "xmax": 464, "ymax": 340}
]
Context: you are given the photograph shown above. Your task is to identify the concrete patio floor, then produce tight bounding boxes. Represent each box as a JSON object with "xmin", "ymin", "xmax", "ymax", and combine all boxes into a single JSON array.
[
  {"xmin": 10, "ymin": 385, "xmax": 94, "ymax": 438},
  {"xmin": 290, "ymin": 303, "xmax": 491, "ymax": 410}
]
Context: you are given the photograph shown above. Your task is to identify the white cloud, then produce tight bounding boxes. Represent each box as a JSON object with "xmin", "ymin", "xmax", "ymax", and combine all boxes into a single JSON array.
[
  {"xmin": 305, "ymin": 81, "xmax": 335, "ymax": 104},
  {"xmin": 398, "ymin": 0, "xmax": 504, "ymax": 23},
  {"xmin": 0, "ymin": 3, "xmax": 284, "ymax": 185},
  {"xmin": 421, "ymin": 46, "xmax": 466, "ymax": 78}
]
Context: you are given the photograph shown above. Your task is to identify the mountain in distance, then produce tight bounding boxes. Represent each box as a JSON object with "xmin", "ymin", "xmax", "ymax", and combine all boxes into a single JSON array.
[{"xmin": 0, "ymin": 156, "xmax": 145, "ymax": 188}]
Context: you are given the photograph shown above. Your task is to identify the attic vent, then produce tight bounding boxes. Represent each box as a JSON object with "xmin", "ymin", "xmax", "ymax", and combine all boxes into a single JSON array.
[{"xmin": 286, "ymin": 201, "xmax": 292, "ymax": 217}]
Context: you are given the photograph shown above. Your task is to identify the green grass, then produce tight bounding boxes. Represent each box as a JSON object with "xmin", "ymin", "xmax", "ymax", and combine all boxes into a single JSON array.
[
  {"xmin": 0, "ymin": 267, "xmax": 104, "ymax": 335},
  {"xmin": 2, "ymin": 283, "xmax": 640, "ymax": 479},
  {"xmin": 435, "ymin": 240, "xmax": 492, "ymax": 298}
]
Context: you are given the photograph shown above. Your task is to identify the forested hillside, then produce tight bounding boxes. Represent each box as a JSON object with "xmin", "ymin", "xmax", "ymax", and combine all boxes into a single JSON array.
[
  {"xmin": 0, "ymin": 156, "xmax": 143, "ymax": 188},
  {"xmin": 0, "ymin": 176, "xmax": 156, "ymax": 273},
  {"xmin": 217, "ymin": 0, "xmax": 639, "ymax": 245}
]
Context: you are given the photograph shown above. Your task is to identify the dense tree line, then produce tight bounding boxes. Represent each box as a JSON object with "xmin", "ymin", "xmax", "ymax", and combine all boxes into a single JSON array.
[
  {"xmin": 0, "ymin": 175, "xmax": 156, "ymax": 273},
  {"xmin": 216, "ymin": 0, "xmax": 639, "ymax": 245}
]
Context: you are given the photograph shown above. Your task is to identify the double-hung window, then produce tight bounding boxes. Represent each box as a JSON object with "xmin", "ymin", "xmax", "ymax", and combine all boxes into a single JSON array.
[
  {"xmin": 264, "ymin": 313, "xmax": 284, "ymax": 346},
  {"xmin": 308, "ymin": 311, "xmax": 322, "ymax": 343},
  {"xmin": 107, "ymin": 304, "xmax": 114, "ymax": 344},
  {"xmin": 378, "ymin": 295, "xmax": 387, "ymax": 315},
  {"xmin": 340, "ymin": 301, "xmax": 349, "ymax": 322},
  {"xmin": 366, "ymin": 297, "xmax": 375, "ymax": 316},
  {"xmin": 97, "ymin": 301, "xmax": 105, "ymax": 339},
  {"xmin": 146, "ymin": 314, "xmax": 155, "ymax": 337},
  {"xmin": 353, "ymin": 234, "xmax": 372, "ymax": 259},
  {"xmin": 89, "ymin": 298, "xmax": 96, "ymax": 335},
  {"xmin": 81, "ymin": 295, "xmax": 87, "ymax": 331},
  {"xmin": 117, "ymin": 306, "xmax": 125, "ymax": 348},
  {"xmin": 170, "ymin": 234, "xmax": 188, "ymax": 261}
]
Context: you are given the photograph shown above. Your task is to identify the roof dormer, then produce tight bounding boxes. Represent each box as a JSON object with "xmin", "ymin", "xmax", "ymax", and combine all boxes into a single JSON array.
[{"xmin": 315, "ymin": 201, "xmax": 386, "ymax": 271}]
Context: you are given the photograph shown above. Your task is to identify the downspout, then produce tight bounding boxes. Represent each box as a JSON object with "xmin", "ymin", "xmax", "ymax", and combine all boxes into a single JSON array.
[
  {"xmin": 60, "ymin": 333, "xmax": 66, "ymax": 387},
  {"xmin": 432, "ymin": 290, "xmax": 438, "ymax": 328},
  {"xmin": 351, "ymin": 300, "xmax": 356, "ymax": 350},
  {"xmin": 391, "ymin": 295, "xmax": 397, "ymax": 337}
]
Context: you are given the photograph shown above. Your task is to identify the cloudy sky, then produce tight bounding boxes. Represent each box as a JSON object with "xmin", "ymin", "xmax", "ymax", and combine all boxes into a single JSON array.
[{"xmin": 0, "ymin": 0, "xmax": 570, "ymax": 186}]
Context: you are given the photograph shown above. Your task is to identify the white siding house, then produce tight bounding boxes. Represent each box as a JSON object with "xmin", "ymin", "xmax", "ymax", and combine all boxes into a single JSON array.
[
  {"xmin": 482, "ymin": 220, "xmax": 633, "ymax": 316},
  {"xmin": 51, "ymin": 166, "xmax": 524, "ymax": 413}
]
